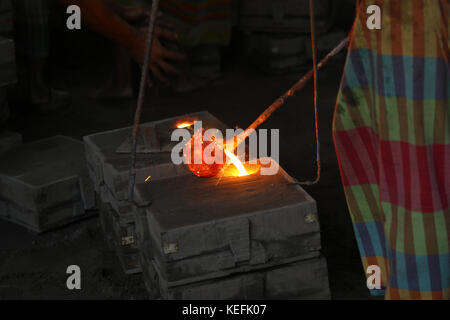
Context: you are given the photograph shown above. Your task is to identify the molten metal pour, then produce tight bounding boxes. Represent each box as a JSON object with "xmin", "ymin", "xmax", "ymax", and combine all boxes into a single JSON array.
[{"xmin": 183, "ymin": 37, "xmax": 349, "ymax": 178}]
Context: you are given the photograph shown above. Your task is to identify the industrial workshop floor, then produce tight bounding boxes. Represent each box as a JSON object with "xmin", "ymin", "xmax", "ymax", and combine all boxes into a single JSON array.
[{"xmin": 0, "ymin": 33, "xmax": 375, "ymax": 300}]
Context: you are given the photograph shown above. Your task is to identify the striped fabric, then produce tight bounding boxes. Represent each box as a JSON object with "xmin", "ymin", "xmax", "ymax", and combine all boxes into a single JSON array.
[{"xmin": 332, "ymin": 0, "xmax": 449, "ymax": 299}]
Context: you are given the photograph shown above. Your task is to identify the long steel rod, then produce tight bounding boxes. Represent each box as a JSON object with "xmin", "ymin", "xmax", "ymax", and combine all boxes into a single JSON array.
[
  {"xmin": 306, "ymin": 0, "xmax": 320, "ymax": 185},
  {"xmin": 128, "ymin": 0, "xmax": 160, "ymax": 202},
  {"xmin": 227, "ymin": 36, "xmax": 349, "ymax": 149}
]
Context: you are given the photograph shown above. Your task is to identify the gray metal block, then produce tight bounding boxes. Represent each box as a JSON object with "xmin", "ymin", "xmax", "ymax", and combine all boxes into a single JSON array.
[
  {"xmin": 0, "ymin": 131, "xmax": 22, "ymax": 154},
  {"xmin": 99, "ymin": 183, "xmax": 133, "ymax": 216},
  {"xmin": 83, "ymin": 111, "xmax": 228, "ymax": 201},
  {"xmin": 98, "ymin": 192, "xmax": 141, "ymax": 275},
  {"xmin": 0, "ymin": 136, "xmax": 95, "ymax": 232},
  {"xmin": 141, "ymin": 253, "xmax": 330, "ymax": 300},
  {"xmin": 0, "ymin": 198, "xmax": 90, "ymax": 233},
  {"xmin": 264, "ymin": 256, "xmax": 330, "ymax": 300},
  {"xmin": 134, "ymin": 204, "xmax": 150, "ymax": 251},
  {"xmin": 134, "ymin": 162, "xmax": 322, "ymax": 284},
  {"xmin": 84, "ymin": 143, "xmax": 104, "ymax": 194},
  {"xmin": 87, "ymin": 110, "xmax": 231, "ymax": 274},
  {"xmin": 0, "ymin": 37, "xmax": 16, "ymax": 86},
  {"xmin": 140, "ymin": 248, "xmax": 160, "ymax": 299},
  {"xmin": 98, "ymin": 184, "xmax": 143, "ymax": 275},
  {"xmin": 98, "ymin": 197, "xmax": 115, "ymax": 251},
  {"xmin": 147, "ymin": 238, "xmax": 320, "ymax": 287}
]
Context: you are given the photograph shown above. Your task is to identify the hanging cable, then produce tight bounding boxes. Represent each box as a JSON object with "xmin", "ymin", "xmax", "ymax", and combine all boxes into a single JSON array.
[{"xmin": 299, "ymin": 0, "xmax": 321, "ymax": 185}]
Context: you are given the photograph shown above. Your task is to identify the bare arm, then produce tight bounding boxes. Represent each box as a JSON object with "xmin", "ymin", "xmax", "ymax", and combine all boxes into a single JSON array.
[
  {"xmin": 60, "ymin": 0, "xmax": 186, "ymax": 83},
  {"xmin": 61, "ymin": 0, "xmax": 141, "ymax": 53}
]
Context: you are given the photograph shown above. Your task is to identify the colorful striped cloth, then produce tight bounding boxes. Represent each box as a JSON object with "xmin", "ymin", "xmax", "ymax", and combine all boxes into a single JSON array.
[{"xmin": 332, "ymin": 0, "xmax": 449, "ymax": 299}]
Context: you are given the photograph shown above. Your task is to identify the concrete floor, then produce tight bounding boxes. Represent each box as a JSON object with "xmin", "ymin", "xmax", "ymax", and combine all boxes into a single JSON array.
[{"xmin": 0, "ymin": 29, "xmax": 375, "ymax": 299}]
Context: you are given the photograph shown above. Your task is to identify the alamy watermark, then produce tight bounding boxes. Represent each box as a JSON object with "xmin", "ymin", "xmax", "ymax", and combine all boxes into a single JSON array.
[{"xmin": 170, "ymin": 121, "xmax": 280, "ymax": 176}]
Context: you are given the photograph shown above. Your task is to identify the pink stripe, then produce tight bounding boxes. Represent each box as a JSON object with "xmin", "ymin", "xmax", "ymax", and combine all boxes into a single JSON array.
[
  {"xmin": 358, "ymin": 127, "xmax": 380, "ymax": 184},
  {"xmin": 416, "ymin": 142, "xmax": 435, "ymax": 212},
  {"xmin": 379, "ymin": 141, "xmax": 450, "ymax": 212},
  {"xmin": 427, "ymin": 145, "xmax": 444, "ymax": 211},
  {"xmin": 337, "ymin": 129, "xmax": 377, "ymax": 185},
  {"xmin": 334, "ymin": 127, "xmax": 450, "ymax": 213},
  {"xmin": 334, "ymin": 131, "xmax": 359, "ymax": 186},
  {"xmin": 401, "ymin": 142, "xmax": 412, "ymax": 216},
  {"xmin": 408, "ymin": 142, "xmax": 425, "ymax": 211},
  {"xmin": 379, "ymin": 139, "xmax": 399, "ymax": 206},
  {"xmin": 334, "ymin": 128, "xmax": 379, "ymax": 186},
  {"xmin": 432, "ymin": 144, "xmax": 449, "ymax": 209},
  {"xmin": 347, "ymin": 130, "xmax": 378, "ymax": 183}
]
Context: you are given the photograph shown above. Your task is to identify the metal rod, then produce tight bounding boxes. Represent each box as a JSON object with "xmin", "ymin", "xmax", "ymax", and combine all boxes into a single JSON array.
[
  {"xmin": 227, "ymin": 36, "xmax": 349, "ymax": 149},
  {"xmin": 305, "ymin": 0, "xmax": 320, "ymax": 185},
  {"xmin": 128, "ymin": 0, "xmax": 160, "ymax": 202}
]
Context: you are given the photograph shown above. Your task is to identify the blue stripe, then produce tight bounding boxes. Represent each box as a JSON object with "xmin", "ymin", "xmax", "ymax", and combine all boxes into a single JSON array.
[
  {"xmin": 366, "ymin": 221, "xmax": 385, "ymax": 257},
  {"xmin": 416, "ymin": 253, "xmax": 432, "ymax": 293},
  {"xmin": 388, "ymin": 249, "xmax": 449, "ymax": 292},
  {"xmin": 353, "ymin": 223, "xmax": 368, "ymax": 258},
  {"xmin": 345, "ymin": 49, "xmax": 448, "ymax": 100},
  {"xmin": 375, "ymin": 221, "xmax": 388, "ymax": 256},
  {"xmin": 404, "ymin": 251, "xmax": 420, "ymax": 292},
  {"xmin": 427, "ymin": 254, "xmax": 442, "ymax": 293},
  {"xmin": 438, "ymin": 252, "xmax": 449, "ymax": 292},
  {"xmin": 354, "ymin": 222, "xmax": 385, "ymax": 258},
  {"xmin": 370, "ymin": 288, "xmax": 386, "ymax": 296},
  {"xmin": 392, "ymin": 248, "xmax": 410, "ymax": 290}
]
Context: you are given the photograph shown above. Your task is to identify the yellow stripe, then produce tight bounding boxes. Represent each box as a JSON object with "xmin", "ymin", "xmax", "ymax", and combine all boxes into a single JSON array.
[
  {"xmin": 380, "ymin": 0, "xmax": 392, "ymax": 55},
  {"xmin": 401, "ymin": 0, "xmax": 414, "ymax": 56},
  {"xmin": 423, "ymin": 1, "xmax": 441, "ymax": 58}
]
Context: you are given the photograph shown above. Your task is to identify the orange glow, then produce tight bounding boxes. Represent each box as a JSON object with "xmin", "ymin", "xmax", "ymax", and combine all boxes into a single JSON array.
[
  {"xmin": 223, "ymin": 161, "xmax": 261, "ymax": 177},
  {"xmin": 176, "ymin": 122, "xmax": 194, "ymax": 129},
  {"xmin": 184, "ymin": 128, "xmax": 225, "ymax": 177},
  {"xmin": 224, "ymin": 150, "xmax": 248, "ymax": 176},
  {"xmin": 182, "ymin": 126, "xmax": 261, "ymax": 178}
]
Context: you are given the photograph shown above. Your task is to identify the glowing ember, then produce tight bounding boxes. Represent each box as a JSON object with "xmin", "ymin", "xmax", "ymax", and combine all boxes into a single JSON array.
[
  {"xmin": 176, "ymin": 122, "xmax": 194, "ymax": 129},
  {"xmin": 184, "ymin": 128, "xmax": 225, "ymax": 177},
  {"xmin": 224, "ymin": 150, "xmax": 248, "ymax": 177}
]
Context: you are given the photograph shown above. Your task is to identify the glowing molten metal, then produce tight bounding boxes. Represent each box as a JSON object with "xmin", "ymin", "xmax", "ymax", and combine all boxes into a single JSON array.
[
  {"xmin": 176, "ymin": 122, "xmax": 195, "ymax": 129},
  {"xmin": 224, "ymin": 150, "xmax": 248, "ymax": 177},
  {"xmin": 184, "ymin": 128, "xmax": 225, "ymax": 177},
  {"xmin": 183, "ymin": 128, "xmax": 255, "ymax": 178}
]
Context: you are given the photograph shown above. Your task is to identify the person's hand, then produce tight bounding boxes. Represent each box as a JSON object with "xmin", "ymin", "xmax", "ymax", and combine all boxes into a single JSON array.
[{"xmin": 130, "ymin": 25, "xmax": 187, "ymax": 85}]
